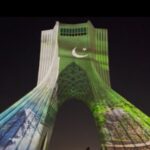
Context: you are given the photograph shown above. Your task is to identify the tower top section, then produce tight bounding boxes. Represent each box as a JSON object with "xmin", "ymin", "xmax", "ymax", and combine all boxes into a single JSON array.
[{"xmin": 38, "ymin": 21, "xmax": 110, "ymax": 86}]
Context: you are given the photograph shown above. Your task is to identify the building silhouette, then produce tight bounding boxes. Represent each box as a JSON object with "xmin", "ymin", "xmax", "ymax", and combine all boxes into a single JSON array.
[{"xmin": 0, "ymin": 21, "xmax": 150, "ymax": 149}]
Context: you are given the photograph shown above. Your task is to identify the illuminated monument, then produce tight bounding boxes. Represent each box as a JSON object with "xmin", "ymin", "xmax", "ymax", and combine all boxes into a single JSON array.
[{"xmin": 0, "ymin": 21, "xmax": 150, "ymax": 150}]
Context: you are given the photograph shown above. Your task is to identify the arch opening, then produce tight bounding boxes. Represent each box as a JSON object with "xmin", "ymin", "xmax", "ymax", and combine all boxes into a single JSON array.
[{"xmin": 48, "ymin": 99, "xmax": 100, "ymax": 150}]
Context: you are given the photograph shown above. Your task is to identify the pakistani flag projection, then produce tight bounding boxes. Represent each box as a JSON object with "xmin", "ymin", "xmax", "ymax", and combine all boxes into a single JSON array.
[{"xmin": 0, "ymin": 21, "xmax": 150, "ymax": 150}]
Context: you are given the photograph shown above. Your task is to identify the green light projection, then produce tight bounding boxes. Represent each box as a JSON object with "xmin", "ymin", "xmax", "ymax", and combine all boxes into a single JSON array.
[{"xmin": 0, "ymin": 21, "xmax": 150, "ymax": 150}]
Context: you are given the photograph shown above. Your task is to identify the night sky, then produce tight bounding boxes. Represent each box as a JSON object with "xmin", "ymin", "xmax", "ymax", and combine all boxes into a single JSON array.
[{"xmin": 0, "ymin": 17, "xmax": 150, "ymax": 150}]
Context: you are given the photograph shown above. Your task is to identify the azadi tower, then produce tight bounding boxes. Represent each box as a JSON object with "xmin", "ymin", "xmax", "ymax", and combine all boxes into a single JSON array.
[{"xmin": 0, "ymin": 21, "xmax": 150, "ymax": 150}]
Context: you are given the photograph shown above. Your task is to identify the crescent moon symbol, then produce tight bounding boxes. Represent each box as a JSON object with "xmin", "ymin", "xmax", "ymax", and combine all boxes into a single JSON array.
[{"xmin": 72, "ymin": 47, "xmax": 88, "ymax": 58}]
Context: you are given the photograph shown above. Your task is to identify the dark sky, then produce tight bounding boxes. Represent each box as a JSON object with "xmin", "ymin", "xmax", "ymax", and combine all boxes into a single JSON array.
[{"xmin": 0, "ymin": 17, "xmax": 150, "ymax": 150}]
